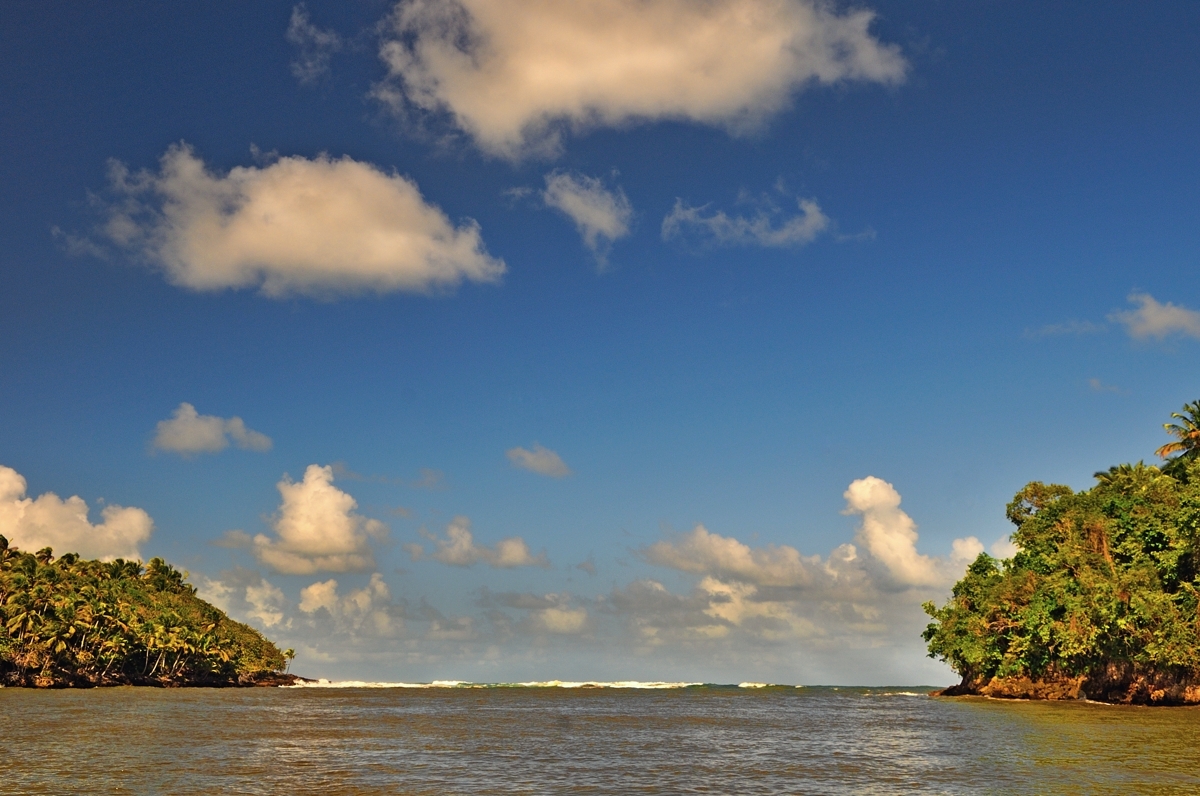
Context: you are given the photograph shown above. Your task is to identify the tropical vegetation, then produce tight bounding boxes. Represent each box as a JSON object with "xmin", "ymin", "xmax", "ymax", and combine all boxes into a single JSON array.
[
  {"xmin": 0, "ymin": 537, "xmax": 288, "ymax": 687},
  {"xmin": 923, "ymin": 401, "xmax": 1200, "ymax": 703}
]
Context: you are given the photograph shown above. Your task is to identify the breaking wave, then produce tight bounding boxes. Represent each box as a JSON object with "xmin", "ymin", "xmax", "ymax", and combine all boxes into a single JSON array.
[
  {"xmin": 289, "ymin": 679, "xmax": 707, "ymax": 689},
  {"xmin": 286, "ymin": 680, "xmax": 931, "ymax": 693}
]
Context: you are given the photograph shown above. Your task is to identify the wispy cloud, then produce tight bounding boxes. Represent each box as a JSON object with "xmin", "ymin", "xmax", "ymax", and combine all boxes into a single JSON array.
[
  {"xmin": 411, "ymin": 467, "xmax": 447, "ymax": 490},
  {"xmin": 506, "ymin": 443, "xmax": 572, "ymax": 478},
  {"xmin": 480, "ymin": 590, "xmax": 590, "ymax": 635},
  {"xmin": 661, "ymin": 196, "xmax": 829, "ymax": 248},
  {"xmin": 413, "ymin": 516, "xmax": 549, "ymax": 568},
  {"xmin": 1109, "ymin": 292, "xmax": 1200, "ymax": 340},
  {"xmin": 1023, "ymin": 319, "xmax": 1107, "ymax": 338},
  {"xmin": 90, "ymin": 143, "xmax": 504, "ymax": 298},
  {"xmin": 542, "ymin": 172, "xmax": 632, "ymax": 267},
  {"xmin": 286, "ymin": 3, "xmax": 343, "ymax": 84},
  {"xmin": 1088, "ymin": 378, "xmax": 1121, "ymax": 394},
  {"xmin": 152, "ymin": 402, "xmax": 272, "ymax": 456},
  {"xmin": 375, "ymin": 0, "xmax": 906, "ymax": 158}
]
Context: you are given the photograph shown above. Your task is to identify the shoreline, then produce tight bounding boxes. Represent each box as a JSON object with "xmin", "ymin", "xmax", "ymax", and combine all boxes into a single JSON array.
[{"xmin": 0, "ymin": 671, "xmax": 312, "ymax": 689}]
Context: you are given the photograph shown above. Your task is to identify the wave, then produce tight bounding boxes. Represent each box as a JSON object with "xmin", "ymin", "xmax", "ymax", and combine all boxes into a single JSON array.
[
  {"xmin": 288, "ymin": 680, "xmax": 468, "ymax": 689},
  {"xmin": 289, "ymin": 679, "xmax": 706, "ymax": 690},
  {"xmin": 287, "ymin": 681, "xmax": 933, "ymax": 694}
]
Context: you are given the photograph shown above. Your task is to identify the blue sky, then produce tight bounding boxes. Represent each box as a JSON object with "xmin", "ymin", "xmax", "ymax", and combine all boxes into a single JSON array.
[{"xmin": 3, "ymin": 1, "xmax": 1200, "ymax": 684}]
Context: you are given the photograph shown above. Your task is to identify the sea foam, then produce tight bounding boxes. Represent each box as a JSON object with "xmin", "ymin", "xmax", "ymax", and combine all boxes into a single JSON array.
[{"xmin": 289, "ymin": 679, "xmax": 708, "ymax": 689}]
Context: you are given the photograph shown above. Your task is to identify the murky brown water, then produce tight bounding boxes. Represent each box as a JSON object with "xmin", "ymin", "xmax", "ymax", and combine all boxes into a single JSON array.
[{"xmin": 2, "ymin": 684, "xmax": 1199, "ymax": 794}]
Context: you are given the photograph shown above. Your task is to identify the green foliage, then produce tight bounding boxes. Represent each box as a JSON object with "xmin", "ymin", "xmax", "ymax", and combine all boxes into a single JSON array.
[
  {"xmin": 924, "ymin": 458, "xmax": 1200, "ymax": 685},
  {"xmin": 1156, "ymin": 400, "xmax": 1200, "ymax": 479},
  {"xmin": 0, "ymin": 537, "xmax": 285, "ymax": 685}
]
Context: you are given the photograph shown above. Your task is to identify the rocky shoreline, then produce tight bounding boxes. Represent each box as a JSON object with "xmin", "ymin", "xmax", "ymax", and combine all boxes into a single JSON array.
[
  {"xmin": 935, "ymin": 663, "xmax": 1200, "ymax": 705},
  {"xmin": 1, "ymin": 670, "xmax": 312, "ymax": 689}
]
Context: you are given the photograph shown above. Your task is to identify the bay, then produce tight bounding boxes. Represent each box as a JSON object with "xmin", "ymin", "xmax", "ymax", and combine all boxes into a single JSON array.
[{"xmin": 3, "ymin": 684, "xmax": 1199, "ymax": 794}]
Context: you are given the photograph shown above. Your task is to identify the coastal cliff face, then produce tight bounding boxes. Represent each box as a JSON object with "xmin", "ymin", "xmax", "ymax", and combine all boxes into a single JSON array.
[
  {"xmin": 923, "ymin": 457, "xmax": 1200, "ymax": 705},
  {"xmin": 940, "ymin": 663, "xmax": 1200, "ymax": 705}
]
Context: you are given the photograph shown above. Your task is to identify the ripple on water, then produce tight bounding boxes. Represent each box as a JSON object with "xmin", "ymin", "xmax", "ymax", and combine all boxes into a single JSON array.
[{"xmin": 3, "ymin": 686, "xmax": 1200, "ymax": 795}]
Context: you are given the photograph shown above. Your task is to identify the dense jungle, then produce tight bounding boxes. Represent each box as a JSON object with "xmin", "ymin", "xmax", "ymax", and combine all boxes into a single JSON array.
[
  {"xmin": 0, "ymin": 538, "xmax": 293, "ymax": 687},
  {"xmin": 925, "ymin": 402, "xmax": 1200, "ymax": 703}
]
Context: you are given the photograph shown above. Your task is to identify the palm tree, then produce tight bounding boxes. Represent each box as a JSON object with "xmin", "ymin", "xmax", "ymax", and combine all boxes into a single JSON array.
[
  {"xmin": 1094, "ymin": 461, "xmax": 1169, "ymax": 493},
  {"xmin": 283, "ymin": 648, "xmax": 295, "ymax": 674},
  {"xmin": 1157, "ymin": 400, "xmax": 1200, "ymax": 477}
]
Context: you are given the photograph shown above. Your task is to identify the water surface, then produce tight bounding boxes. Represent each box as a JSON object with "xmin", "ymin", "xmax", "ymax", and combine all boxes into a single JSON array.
[{"xmin": 3, "ymin": 684, "xmax": 1198, "ymax": 794}]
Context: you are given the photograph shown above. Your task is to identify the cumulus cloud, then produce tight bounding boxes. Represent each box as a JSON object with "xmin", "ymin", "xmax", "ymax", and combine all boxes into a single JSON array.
[
  {"xmin": 245, "ymin": 579, "xmax": 288, "ymax": 627},
  {"xmin": 287, "ymin": 3, "xmax": 344, "ymax": 84},
  {"xmin": 299, "ymin": 573, "xmax": 402, "ymax": 636},
  {"xmin": 250, "ymin": 464, "xmax": 387, "ymax": 574},
  {"xmin": 196, "ymin": 568, "xmax": 289, "ymax": 628},
  {"xmin": 96, "ymin": 143, "xmax": 505, "ymax": 298},
  {"xmin": 0, "ymin": 465, "xmax": 152, "ymax": 561},
  {"xmin": 990, "ymin": 536, "xmax": 1019, "ymax": 559},
  {"xmin": 415, "ymin": 516, "xmax": 548, "ymax": 568},
  {"xmin": 842, "ymin": 476, "xmax": 961, "ymax": 588},
  {"xmin": 1109, "ymin": 293, "xmax": 1200, "ymax": 340},
  {"xmin": 643, "ymin": 524, "xmax": 820, "ymax": 588},
  {"xmin": 152, "ymin": 402, "xmax": 272, "ymax": 456},
  {"xmin": 506, "ymin": 443, "xmax": 572, "ymax": 478},
  {"xmin": 542, "ymin": 172, "xmax": 632, "ymax": 265},
  {"xmin": 661, "ymin": 196, "xmax": 829, "ymax": 248},
  {"xmin": 628, "ymin": 476, "xmax": 984, "ymax": 644},
  {"xmin": 376, "ymin": 0, "xmax": 907, "ymax": 158}
]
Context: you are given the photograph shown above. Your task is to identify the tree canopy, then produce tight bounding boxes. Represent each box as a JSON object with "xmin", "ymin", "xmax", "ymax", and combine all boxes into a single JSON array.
[
  {"xmin": 0, "ymin": 537, "xmax": 286, "ymax": 687},
  {"xmin": 923, "ymin": 404, "xmax": 1200, "ymax": 703}
]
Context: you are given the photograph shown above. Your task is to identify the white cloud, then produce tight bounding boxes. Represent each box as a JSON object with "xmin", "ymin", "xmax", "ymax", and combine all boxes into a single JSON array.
[
  {"xmin": 0, "ymin": 464, "xmax": 152, "ymax": 561},
  {"xmin": 299, "ymin": 573, "xmax": 401, "ymax": 636},
  {"xmin": 152, "ymin": 402, "xmax": 272, "ymax": 456},
  {"xmin": 629, "ymin": 476, "xmax": 984, "ymax": 645},
  {"xmin": 642, "ymin": 524, "xmax": 821, "ymax": 588},
  {"xmin": 251, "ymin": 464, "xmax": 387, "ymax": 574},
  {"xmin": 298, "ymin": 578, "xmax": 339, "ymax": 614},
  {"xmin": 1109, "ymin": 293, "xmax": 1200, "ymax": 340},
  {"xmin": 506, "ymin": 443, "xmax": 572, "ymax": 478},
  {"xmin": 196, "ymin": 567, "xmax": 290, "ymax": 630},
  {"xmin": 245, "ymin": 579, "xmax": 287, "ymax": 628},
  {"xmin": 990, "ymin": 536, "xmax": 1019, "ymax": 559},
  {"xmin": 534, "ymin": 605, "xmax": 589, "ymax": 634},
  {"xmin": 417, "ymin": 516, "xmax": 548, "ymax": 568},
  {"xmin": 376, "ymin": 0, "xmax": 907, "ymax": 158},
  {"xmin": 97, "ymin": 143, "xmax": 505, "ymax": 298},
  {"xmin": 287, "ymin": 3, "xmax": 344, "ymax": 84},
  {"xmin": 697, "ymin": 577, "xmax": 819, "ymax": 640},
  {"xmin": 842, "ymin": 476, "xmax": 946, "ymax": 588},
  {"xmin": 661, "ymin": 196, "xmax": 829, "ymax": 247},
  {"xmin": 542, "ymin": 172, "xmax": 632, "ymax": 265}
]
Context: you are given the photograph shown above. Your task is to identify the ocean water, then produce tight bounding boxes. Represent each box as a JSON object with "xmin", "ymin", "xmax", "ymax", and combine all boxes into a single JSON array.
[{"xmin": 3, "ymin": 682, "xmax": 1200, "ymax": 794}]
